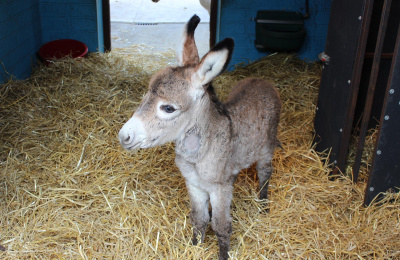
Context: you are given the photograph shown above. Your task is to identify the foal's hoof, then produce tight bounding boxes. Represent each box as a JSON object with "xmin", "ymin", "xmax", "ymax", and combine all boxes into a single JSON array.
[
  {"xmin": 262, "ymin": 206, "xmax": 270, "ymax": 213},
  {"xmin": 192, "ymin": 231, "xmax": 203, "ymax": 246},
  {"xmin": 258, "ymin": 199, "xmax": 270, "ymax": 213},
  {"xmin": 192, "ymin": 236, "xmax": 200, "ymax": 246}
]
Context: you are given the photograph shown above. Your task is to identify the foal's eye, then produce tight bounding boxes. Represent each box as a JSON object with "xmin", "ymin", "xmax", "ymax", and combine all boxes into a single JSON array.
[{"xmin": 160, "ymin": 105, "xmax": 176, "ymax": 113}]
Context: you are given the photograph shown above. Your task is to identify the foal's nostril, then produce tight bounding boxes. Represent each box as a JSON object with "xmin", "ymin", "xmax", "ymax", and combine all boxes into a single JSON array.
[
  {"xmin": 122, "ymin": 133, "xmax": 134, "ymax": 144},
  {"xmin": 119, "ymin": 130, "xmax": 134, "ymax": 146},
  {"xmin": 124, "ymin": 134, "xmax": 131, "ymax": 143}
]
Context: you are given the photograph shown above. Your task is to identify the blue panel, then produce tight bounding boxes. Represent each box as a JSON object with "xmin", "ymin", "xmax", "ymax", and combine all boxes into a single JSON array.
[
  {"xmin": 40, "ymin": 0, "xmax": 66, "ymax": 3},
  {"xmin": 39, "ymin": 2, "xmax": 70, "ymax": 16},
  {"xmin": 41, "ymin": 16, "xmax": 71, "ymax": 30},
  {"xmin": 0, "ymin": 0, "xmax": 101, "ymax": 83},
  {"xmin": 69, "ymin": 0, "xmax": 94, "ymax": 3},
  {"xmin": 70, "ymin": 4, "xmax": 96, "ymax": 17},
  {"xmin": 71, "ymin": 18, "xmax": 97, "ymax": 30},
  {"xmin": 1, "ymin": 1, "xmax": 33, "ymax": 20},
  {"xmin": 39, "ymin": 0, "xmax": 99, "ymax": 54},
  {"xmin": 0, "ymin": 0, "xmax": 42, "ymax": 83},
  {"xmin": 219, "ymin": 0, "xmax": 332, "ymax": 67}
]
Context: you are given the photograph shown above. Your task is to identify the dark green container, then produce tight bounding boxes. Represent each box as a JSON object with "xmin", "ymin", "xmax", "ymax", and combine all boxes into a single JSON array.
[{"xmin": 255, "ymin": 10, "xmax": 306, "ymax": 52}]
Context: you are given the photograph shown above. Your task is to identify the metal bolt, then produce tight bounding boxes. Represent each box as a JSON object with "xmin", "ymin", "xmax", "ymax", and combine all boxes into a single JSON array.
[
  {"xmin": 389, "ymin": 89, "xmax": 395, "ymax": 94},
  {"xmin": 369, "ymin": 187, "xmax": 374, "ymax": 192},
  {"xmin": 348, "ymin": 80, "xmax": 351, "ymax": 84},
  {"xmin": 339, "ymin": 128, "xmax": 343, "ymax": 132},
  {"xmin": 358, "ymin": 16, "xmax": 362, "ymax": 21},
  {"xmin": 377, "ymin": 150, "xmax": 382, "ymax": 155},
  {"xmin": 334, "ymin": 160, "xmax": 337, "ymax": 164},
  {"xmin": 316, "ymin": 107, "xmax": 319, "ymax": 111},
  {"xmin": 384, "ymin": 115, "xmax": 389, "ymax": 120}
]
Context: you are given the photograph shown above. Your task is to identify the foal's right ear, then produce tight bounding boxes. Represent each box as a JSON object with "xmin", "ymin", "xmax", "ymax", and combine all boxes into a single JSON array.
[
  {"xmin": 177, "ymin": 15, "xmax": 201, "ymax": 66},
  {"xmin": 192, "ymin": 38, "xmax": 234, "ymax": 86}
]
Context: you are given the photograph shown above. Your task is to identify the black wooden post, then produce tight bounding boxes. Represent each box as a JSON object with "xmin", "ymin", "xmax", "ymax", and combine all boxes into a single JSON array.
[
  {"xmin": 314, "ymin": 0, "xmax": 373, "ymax": 175},
  {"xmin": 364, "ymin": 25, "xmax": 400, "ymax": 205},
  {"xmin": 352, "ymin": 0, "xmax": 392, "ymax": 181},
  {"xmin": 102, "ymin": 0, "xmax": 111, "ymax": 52}
]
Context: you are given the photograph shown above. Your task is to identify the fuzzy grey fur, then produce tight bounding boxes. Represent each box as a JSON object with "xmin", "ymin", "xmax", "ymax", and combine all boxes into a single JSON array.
[{"xmin": 119, "ymin": 15, "xmax": 281, "ymax": 260}]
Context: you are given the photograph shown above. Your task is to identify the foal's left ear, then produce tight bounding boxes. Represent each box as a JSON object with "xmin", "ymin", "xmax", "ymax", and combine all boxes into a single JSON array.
[
  {"xmin": 177, "ymin": 15, "xmax": 201, "ymax": 66},
  {"xmin": 192, "ymin": 38, "xmax": 234, "ymax": 86}
]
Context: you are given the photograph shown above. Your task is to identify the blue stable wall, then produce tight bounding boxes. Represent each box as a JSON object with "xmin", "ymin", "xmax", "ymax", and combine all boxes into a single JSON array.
[
  {"xmin": 0, "ymin": 0, "xmax": 42, "ymax": 82},
  {"xmin": 0, "ymin": 0, "xmax": 101, "ymax": 83},
  {"xmin": 39, "ymin": 0, "xmax": 100, "ymax": 53},
  {"xmin": 218, "ymin": 0, "xmax": 332, "ymax": 67}
]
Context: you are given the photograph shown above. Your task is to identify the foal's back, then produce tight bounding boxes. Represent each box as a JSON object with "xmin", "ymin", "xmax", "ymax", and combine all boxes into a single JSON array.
[{"xmin": 224, "ymin": 78, "xmax": 281, "ymax": 167}]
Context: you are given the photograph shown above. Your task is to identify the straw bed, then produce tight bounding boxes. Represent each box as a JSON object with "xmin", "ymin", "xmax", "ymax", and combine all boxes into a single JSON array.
[{"xmin": 1, "ymin": 47, "xmax": 399, "ymax": 259}]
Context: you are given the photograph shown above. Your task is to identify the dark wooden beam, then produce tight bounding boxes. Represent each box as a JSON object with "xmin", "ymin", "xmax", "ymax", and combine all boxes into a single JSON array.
[
  {"xmin": 209, "ymin": 0, "xmax": 217, "ymax": 48},
  {"xmin": 364, "ymin": 52, "xmax": 394, "ymax": 59},
  {"xmin": 364, "ymin": 23, "xmax": 400, "ymax": 205},
  {"xmin": 314, "ymin": 0, "xmax": 374, "ymax": 176},
  {"xmin": 102, "ymin": 0, "xmax": 112, "ymax": 52},
  {"xmin": 352, "ymin": 0, "xmax": 392, "ymax": 181}
]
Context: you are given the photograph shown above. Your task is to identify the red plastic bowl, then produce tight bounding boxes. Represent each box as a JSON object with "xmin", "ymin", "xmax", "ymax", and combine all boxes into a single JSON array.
[{"xmin": 38, "ymin": 39, "xmax": 88, "ymax": 65}]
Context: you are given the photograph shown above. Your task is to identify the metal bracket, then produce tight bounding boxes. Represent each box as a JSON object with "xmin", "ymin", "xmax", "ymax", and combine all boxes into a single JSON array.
[{"xmin": 319, "ymin": 52, "xmax": 331, "ymax": 65}]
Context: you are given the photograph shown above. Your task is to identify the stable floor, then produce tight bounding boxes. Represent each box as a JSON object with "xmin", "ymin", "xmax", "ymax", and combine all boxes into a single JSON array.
[{"xmin": 110, "ymin": 0, "xmax": 210, "ymax": 56}]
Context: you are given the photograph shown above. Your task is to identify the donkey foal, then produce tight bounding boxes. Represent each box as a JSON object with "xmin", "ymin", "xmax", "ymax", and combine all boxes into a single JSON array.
[{"xmin": 119, "ymin": 15, "xmax": 281, "ymax": 260}]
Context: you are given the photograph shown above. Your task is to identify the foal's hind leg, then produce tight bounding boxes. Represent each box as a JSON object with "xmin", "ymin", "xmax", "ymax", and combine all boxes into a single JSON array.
[
  {"xmin": 210, "ymin": 185, "xmax": 233, "ymax": 260},
  {"xmin": 257, "ymin": 147, "xmax": 274, "ymax": 200}
]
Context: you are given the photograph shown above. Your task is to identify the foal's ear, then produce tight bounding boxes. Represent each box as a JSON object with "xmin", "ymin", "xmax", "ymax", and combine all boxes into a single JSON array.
[
  {"xmin": 192, "ymin": 38, "xmax": 234, "ymax": 86},
  {"xmin": 177, "ymin": 15, "xmax": 200, "ymax": 66}
]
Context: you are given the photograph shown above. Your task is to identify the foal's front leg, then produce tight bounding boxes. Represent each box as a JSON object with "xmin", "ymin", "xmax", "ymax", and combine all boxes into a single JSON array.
[
  {"xmin": 186, "ymin": 183, "xmax": 210, "ymax": 245},
  {"xmin": 176, "ymin": 156, "xmax": 210, "ymax": 245}
]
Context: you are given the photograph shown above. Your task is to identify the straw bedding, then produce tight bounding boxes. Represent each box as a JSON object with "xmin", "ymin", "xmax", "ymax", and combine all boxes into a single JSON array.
[{"xmin": 1, "ymin": 48, "xmax": 399, "ymax": 259}]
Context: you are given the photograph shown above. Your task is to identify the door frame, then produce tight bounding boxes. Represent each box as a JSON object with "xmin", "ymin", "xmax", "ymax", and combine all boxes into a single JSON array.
[{"xmin": 101, "ymin": 0, "xmax": 216, "ymax": 52}]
